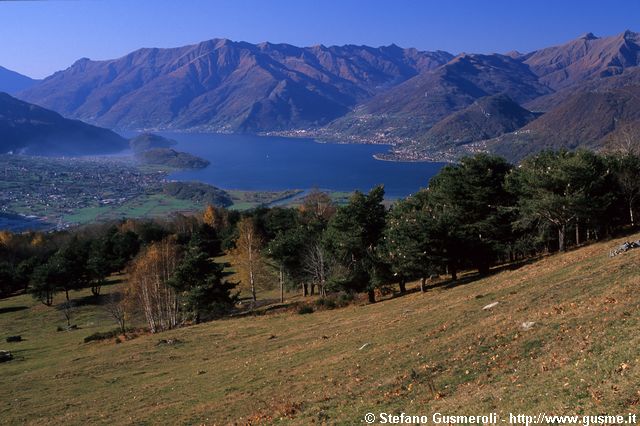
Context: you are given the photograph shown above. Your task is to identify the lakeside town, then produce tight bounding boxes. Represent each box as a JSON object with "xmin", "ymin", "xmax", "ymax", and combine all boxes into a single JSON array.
[{"xmin": 0, "ymin": 155, "xmax": 177, "ymax": 229}]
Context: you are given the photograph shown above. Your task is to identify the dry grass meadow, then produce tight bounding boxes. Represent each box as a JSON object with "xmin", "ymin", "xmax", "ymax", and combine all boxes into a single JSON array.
[{"xmin": 1, "ymin": 233, "xmax": 639, "ymax": 424}]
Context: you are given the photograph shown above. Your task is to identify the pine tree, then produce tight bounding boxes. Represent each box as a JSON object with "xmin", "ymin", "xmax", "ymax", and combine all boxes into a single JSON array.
[
  {"xmin": 169, "ymin": 234, "xmax": 237, "ymax": 323},
  {"xmin": 30, "ymin": 263, "xmax": 59, "ymax": 306},
  {"xmin": 266, "ymin": 227, "xmax": 306, "ymax": 302},
  {"xmin": 323, "ymin": 185, "xmax": 387, "ymax": 303},
  {"xmin": 383, "ymin": 190, "xmax": 439, "ymax": 292},
  {"xmin": 427, "ymin": 154, "xmax": 514, "ymax": 274},
  {"xmin": 507, "ymin": 150, "xmax": 613, "ymax": 252}
]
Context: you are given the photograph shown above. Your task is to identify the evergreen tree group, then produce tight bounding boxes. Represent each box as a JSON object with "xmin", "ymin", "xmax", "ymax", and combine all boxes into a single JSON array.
[{"xmin": 1, "ymin": 149, "xmax": 639, "ymax": 325}]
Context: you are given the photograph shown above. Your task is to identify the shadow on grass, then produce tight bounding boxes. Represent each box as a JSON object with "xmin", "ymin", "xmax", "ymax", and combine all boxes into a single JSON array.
[
  {"xmin": 232, "ymin": 255, "xmax": 547, "ymax": 312},
  {"xmin": 231, "ymin": 299, "xmax": 299, "ymax": 318},
  {"xmin": 56, "ymin": 291, "xmax": 124, "ymax": 309},
  {"xmin": 387, "ymin": 255, "xmax": 545, "ymax": 300},
  {"xmin": 435, "ymin": 256, "xmax": 543, "ymax": 292},
  {"xmin": 423, "ymin": 230, "xmax": 640, "ymax": 293},
  {"xmin": 0, "ymin": 306, "xmax": 28, "ymax": 315},
  {"xmin": 0, "ymin": 346, "xmax": 36, "ymax": 361}
]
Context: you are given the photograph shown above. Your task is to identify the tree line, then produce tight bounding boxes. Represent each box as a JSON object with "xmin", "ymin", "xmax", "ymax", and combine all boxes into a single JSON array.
[{"xmin": 0, "ymin": 149, "xmax": 638, "ymax": 332}]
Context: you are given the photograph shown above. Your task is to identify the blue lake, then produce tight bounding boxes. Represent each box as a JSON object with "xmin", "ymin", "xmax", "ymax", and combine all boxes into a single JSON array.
[{"xmin": 164, "ymin": 133, "xmax": 445, "ymax": 198}]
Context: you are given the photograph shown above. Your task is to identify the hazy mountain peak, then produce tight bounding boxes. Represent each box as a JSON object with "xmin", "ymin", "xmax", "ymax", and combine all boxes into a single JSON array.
[
  {"xmin": 326, "ymin": 50, "xmax": 551, "ymax": 143},
  {"xmin": 0, "ymin": 66, "xmax": 38, "ymax": 94},
  {"xmin": 505, "ymin": 50, "xmax": 524, "ymax": 59},
  {"xmin": 256, "ymin": 41, "xmax": 274, "ymax": 48},
  {"xmin": 621, "ymin": 29, "xmax": 638, "ymax": 40},
  {"xmin": 200, "ymin": 37, "xmax": 233, "ymax": 46},
  {"xmin": 71, "ymin": 57, "xmax": 92, "ymax": 66},
  {"xmin": 579, "ymin": 32, "xmax": 598, "ymax": 40}
]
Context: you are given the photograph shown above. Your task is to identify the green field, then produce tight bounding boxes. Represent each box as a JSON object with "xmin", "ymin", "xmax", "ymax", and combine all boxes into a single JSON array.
[
  {"xmin": 63, "ymin": 190, "xmax": 313, "ymax": 224},
  {"xmin": 2, "ymin": 233, "xmax": 639, "ymax": 424},
  {"xmin": 63, "ymin": 194, "xmax": 202, "ymax": 224},
  {"xmin": 226, "ymin": 189, "xmax": 304, "ymax": 210}
]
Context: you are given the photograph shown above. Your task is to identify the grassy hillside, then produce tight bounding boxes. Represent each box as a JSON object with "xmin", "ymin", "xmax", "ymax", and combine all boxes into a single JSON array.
[{"xmin": 1, "ymin": 233, "xmax": 640, "ymax": 424}]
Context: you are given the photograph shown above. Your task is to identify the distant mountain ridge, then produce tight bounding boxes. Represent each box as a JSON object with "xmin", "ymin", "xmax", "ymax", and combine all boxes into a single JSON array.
[
  {"xmin": 0, "ymin": 66, "xmax": 38, "ymax": 94},
  {"xmin": 324, "ymin": 53, "xmax": 551, "ymax": 143},
  {"xmin": 525, "ymin": 66, "xmax": 640, "ymax": 112},
  {"xmin": 522, "ymin": 30, "xmax": 640, "ymax": 90},
  {"xmin": 414, "ymin": 94, "xmax": 539, "ymax": 150},
  {"xmin": 0, "ymin": 92, "xmax": 127, "ymax": 156},
  {"xmin": 327, "ymin": 30, "xmax": 640, "ymax": 160},
  {"xmin": 484, "ymin": 85, "xmax": 640, "ymax": 161},
  {"xmin": 14, "ymin": 30, "xmax": 640, "ymax": 161}
]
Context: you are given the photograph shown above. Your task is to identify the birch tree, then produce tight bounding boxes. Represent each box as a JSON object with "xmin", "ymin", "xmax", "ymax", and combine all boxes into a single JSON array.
[
  {"xmin": 128, "ymin": 239, "xmax": 181, "ymax": 333},
  {"xmin": 104, "ymin": 291, "xmax": 128, "ymax": 334},
  {"xmin": 232, "ymin": 217, "xmax": 264, "ymax": 303}
]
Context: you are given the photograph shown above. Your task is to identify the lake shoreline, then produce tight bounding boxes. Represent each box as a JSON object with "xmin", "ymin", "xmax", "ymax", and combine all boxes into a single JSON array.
[
  {"xmin": 122, "ymin": 128, "xmax": 448, "ymax": 163},
  {"xmin": 0, "ymin": 212, "xmax": 55, "ymax": 232},
  {"xmin": 160, "ymin": 132, "xmax": 445, "ymax": 199}
]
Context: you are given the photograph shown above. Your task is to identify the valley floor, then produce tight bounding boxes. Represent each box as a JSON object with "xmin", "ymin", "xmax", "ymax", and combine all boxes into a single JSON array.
[
  {"xmin": 0, "ymin": 154, "xmax": 307, "ymax": 230},
  {"xmin": 1, "ymin": 233, "xmax": 639, "ymax": 424}
]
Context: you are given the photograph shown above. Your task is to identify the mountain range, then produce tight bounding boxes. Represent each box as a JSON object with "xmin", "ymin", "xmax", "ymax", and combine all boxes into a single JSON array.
[
  {"xmin": 11, "ymin": 30, "xmax": 640, "ymax": 161},
  {"xmin": 18, "ymin": 40, "xmax": 451, "ymax": 132},
  {"xmin": 323, "ymin": 53, "xmax": 551, "ymax": 147}
]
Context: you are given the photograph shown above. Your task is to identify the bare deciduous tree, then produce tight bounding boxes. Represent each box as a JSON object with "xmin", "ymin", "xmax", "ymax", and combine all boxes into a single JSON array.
[
  {"xmin": 168, "ymin": 212, "xmax": 199, "ymax": 236},
  {"xmin": 299, "ymin": 189, "xmax": 336, "ymax": 222},
  {"xmin": 60, "ymin": 301, "xmax": 74, "ymax": 328},
  {"xmin": 303, "ymin": 243, "xmax": 333, "ymax": 298},
  {"xmin": 127, "ymin": 239, "xmax": 181, "ymax": 333},
  {"xmin": 609, "ymin": 124, "xmax": 640, "ymax": 227},
  {"xmin": 104, "ymin": 291, "xmax": 128, "ymax": 334},
  {"xmin": 610, "ymin": 122, "xmax": 640, "ymax": 156}
]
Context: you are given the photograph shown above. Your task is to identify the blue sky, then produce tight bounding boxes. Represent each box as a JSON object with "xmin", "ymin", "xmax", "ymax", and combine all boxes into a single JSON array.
[{"xmin": 1, "ymin": 0, "xmax": 639, "ymax": 79}]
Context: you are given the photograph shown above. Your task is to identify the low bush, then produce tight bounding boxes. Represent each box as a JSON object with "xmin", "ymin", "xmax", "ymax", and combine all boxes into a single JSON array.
[
  {"xmin": 297, "ymin": 305, "xmax": 314, "ymax": 315},
  {"xmin": 315, "ymin": 298, "xmax": 337, "ymax": 309},
  {"xmin": 338, "ymin": 293, "xmax": 355, "ymax": 304},
  {"xmin": 83, "ymin": 329, "xmax": 120, "ymax": 343}
]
